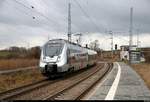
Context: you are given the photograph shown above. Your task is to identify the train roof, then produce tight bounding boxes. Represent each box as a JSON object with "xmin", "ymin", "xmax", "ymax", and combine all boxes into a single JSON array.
[
  {"xmin": 48, "ymin": 39, "xmax": 84, "ymax": 48},
  {"xmin": 47, "ymin": 39, "xmax": 97, "ymax": 54}
]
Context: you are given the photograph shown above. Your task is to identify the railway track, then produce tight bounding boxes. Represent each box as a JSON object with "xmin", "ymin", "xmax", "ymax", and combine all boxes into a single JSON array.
[
  {"xmin": 0, "ymin": 79, "xmax": 59, "ymax": 100},
  {"xmin": 0, "ymin": 64, "xmax": 97, "ymax": 100},
  {"xmin": 0, "ymin": 62, "xmax": 112, "ymax": 100},
  {"xmin": 43, "ymin": 63, "xmax": 113, "ymax": 100}
]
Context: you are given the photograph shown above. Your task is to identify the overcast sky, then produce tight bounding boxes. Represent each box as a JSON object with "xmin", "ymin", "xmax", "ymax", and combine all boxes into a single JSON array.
[{"xmin": 0, "ymin": 0, "xmax": 150, "ymax": 50}]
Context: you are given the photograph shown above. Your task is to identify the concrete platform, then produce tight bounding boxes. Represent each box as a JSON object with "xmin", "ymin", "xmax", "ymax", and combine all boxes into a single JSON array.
[{"xmin": 86, "ymin": 62, "xmax": 150, "ymax": 100}]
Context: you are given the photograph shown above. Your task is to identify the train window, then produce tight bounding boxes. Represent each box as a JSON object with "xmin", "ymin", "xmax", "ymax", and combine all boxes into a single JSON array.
[
  {"xmin": 44, "ymin": 43, "xmax": 64, "ymax": 57},
  {"xmin": 69, "ymin": 49, "xmax": 74, "ymax": 54},
  {"xmin": 69, "ymin": 49, "xmax": 82, "ymax": 54}
]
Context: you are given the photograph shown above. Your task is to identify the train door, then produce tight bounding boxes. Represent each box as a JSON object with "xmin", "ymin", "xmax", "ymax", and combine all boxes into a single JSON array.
[
  {"xmin": 67, "ymin": 49, "xmax": 71, "ymax": 65},
  {"xmin": 86, "ymin": 52, "xmax": 89, "ymax": 67},
  {"xmin": 67, "ymin": 48, "xmax": 75, "ymax": 72}
]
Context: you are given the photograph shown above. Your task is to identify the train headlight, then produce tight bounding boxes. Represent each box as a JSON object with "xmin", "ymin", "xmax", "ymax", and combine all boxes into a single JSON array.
[
  {"xmin": 57, "ymin": 56, "xmax": 61, "ymax": 62},
  {"xmin": 42, "ymin": 56, "xmax": 46, "ymax": 63}
]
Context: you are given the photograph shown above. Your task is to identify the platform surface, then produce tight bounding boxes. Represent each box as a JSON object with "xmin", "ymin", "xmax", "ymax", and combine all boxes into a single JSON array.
[{"xmin": 87, "ymin": 62, "xmax": 150, "ymax": 100}]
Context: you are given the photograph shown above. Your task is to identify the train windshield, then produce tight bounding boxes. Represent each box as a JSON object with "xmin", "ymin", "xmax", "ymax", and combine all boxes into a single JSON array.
[{"xmin": 44, "ymin": 43, "xmax": 64, "ymax": 57}]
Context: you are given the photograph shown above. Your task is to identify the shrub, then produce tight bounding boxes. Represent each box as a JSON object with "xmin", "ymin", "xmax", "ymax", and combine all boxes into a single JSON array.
[{"xmin": 143, "ymin": 52, "xmax": 150, "ymax": 62}]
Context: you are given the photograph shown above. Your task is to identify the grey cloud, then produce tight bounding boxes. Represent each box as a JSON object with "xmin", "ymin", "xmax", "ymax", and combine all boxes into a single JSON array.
[
  {"xmin": 1, "ymin": 0, "xmax": 150, "ymax": 33},
  {"xmin": 0, "ymin": 0, "xmax": 150, "ymax": 49}
]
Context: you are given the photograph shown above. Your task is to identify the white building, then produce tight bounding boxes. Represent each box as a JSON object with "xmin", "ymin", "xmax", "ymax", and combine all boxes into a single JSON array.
[
  {"xmin": 120, "ymin": 45, "xmax": 129, "ymax": 61},
  {"xmin": 120, "ymin": 45, "xmax": 144, "ymax": 63}
]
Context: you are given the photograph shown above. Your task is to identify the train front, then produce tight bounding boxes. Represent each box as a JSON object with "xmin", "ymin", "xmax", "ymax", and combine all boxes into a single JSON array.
[{"xmin": 39, "ymin": 40, "xmax": 67, "ymax": 77}]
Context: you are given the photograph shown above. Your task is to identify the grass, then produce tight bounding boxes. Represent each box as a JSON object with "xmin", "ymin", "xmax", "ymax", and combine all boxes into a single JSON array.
[
  {"xmin": 0, "ymin": 52, "xmax": 12, "ymax": 57},
  {"xmin": 131, "ymin": 63, "xmax": 150, "ymax": 90},
  {"xmin": 0, "ymin": 59, "xmax": 39, "ymax": 71},
  {"xmin": 0, "ymin": 68, "xmax": 45, "ymax": 93}
]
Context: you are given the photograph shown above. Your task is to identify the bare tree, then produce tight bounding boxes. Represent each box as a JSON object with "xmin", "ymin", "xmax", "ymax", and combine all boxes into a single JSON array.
[{"xmin": 89, "ymin": 40, "xmax": 100, "ymax": 51}]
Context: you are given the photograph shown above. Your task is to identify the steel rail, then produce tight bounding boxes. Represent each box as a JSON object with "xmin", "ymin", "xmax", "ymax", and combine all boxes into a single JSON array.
[
  {"xmin": 43, "ymin": 63, "xmax": 110, "ymax": 100},
  {"xmin": 76, "ymin": 63, "xmax": 113, "ymax": 100},
  {"xmin": 0, "ymin": 79, "xmax": 59, "ymax": 100}
]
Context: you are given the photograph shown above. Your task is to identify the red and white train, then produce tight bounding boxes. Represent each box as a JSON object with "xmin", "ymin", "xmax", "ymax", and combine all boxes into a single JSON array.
[{"xmin": 39, "ymin": 39, "xmax": 97, "ymax": 77}]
